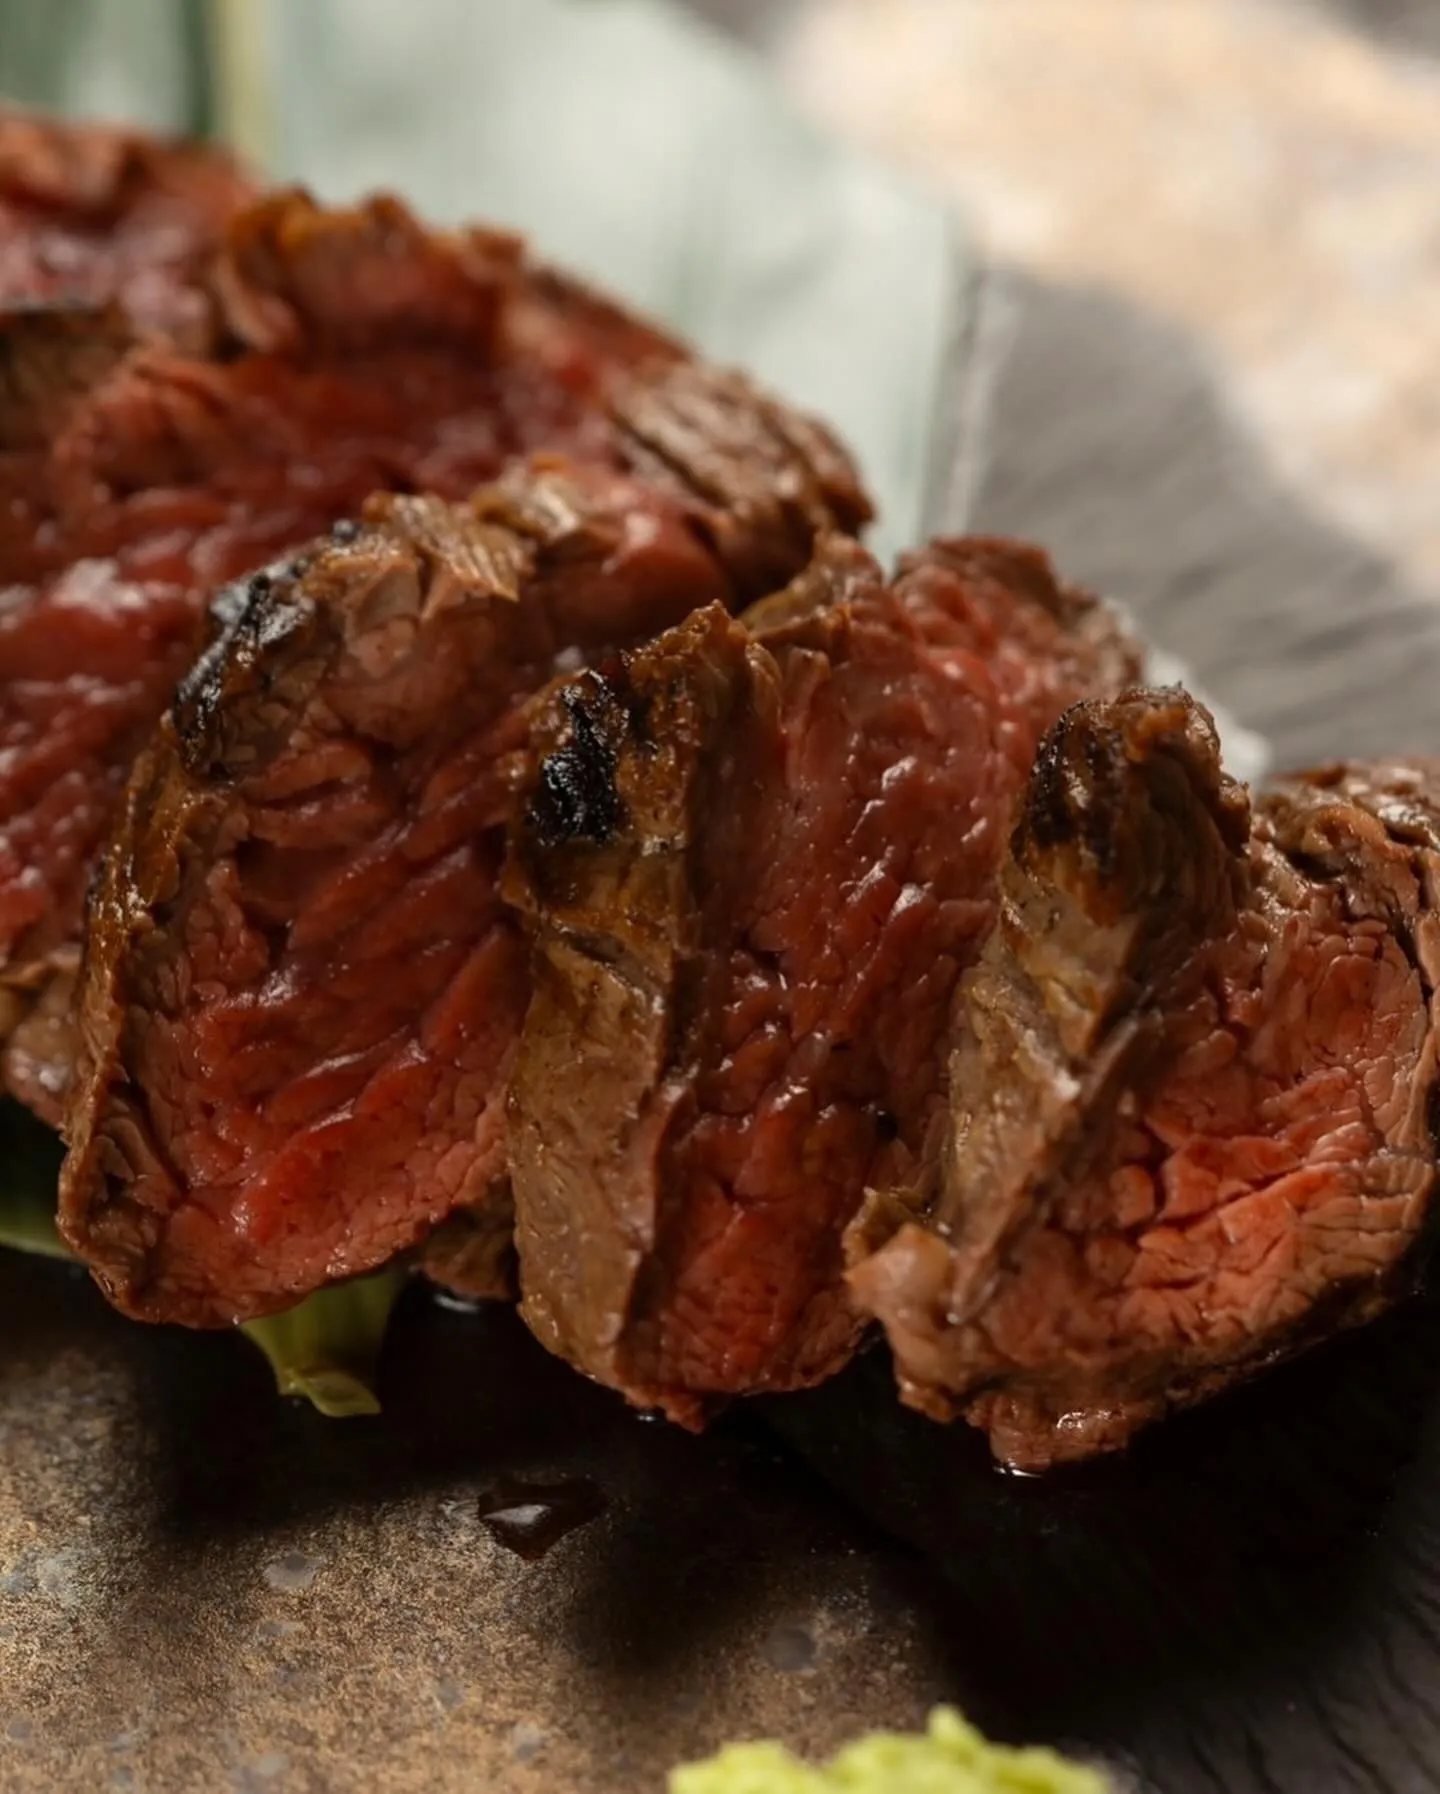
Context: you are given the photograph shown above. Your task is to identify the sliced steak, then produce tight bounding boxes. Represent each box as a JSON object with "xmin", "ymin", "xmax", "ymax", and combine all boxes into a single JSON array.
[
  {"xmin": 506, "ymin": 538, "xmax": 1140, "ymax": 1421},
  {"xmin": 58, "ymin": 448, "xmax": 852, "ymax": 1328},
  {"xmin": 851, "ymin": 689, "xmax": 1440, "ymax": 1470},
  {"xmin": 0, "ymin": 109, "xmax": 252, "ymax": 341},
  {"xmin": 0, "ymin": 185, "xmax": 868, "ymax": 1121}
]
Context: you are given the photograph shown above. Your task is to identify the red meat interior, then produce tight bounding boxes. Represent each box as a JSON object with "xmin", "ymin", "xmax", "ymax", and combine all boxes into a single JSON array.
[
  {"xmin": 0, "ymin": 196, "xmax": 659, "ymax": 1050},
  {"xmin": 956, "ymin": 831, "xmax": 1434, "ymax": 1469},
  {"xmin": 517, "ymin": 545, "xmax": 1133, "ymax": 1410},
  {"xmin": 0, "ymin": 110, "xmax": 253, "ymax": 337},
  {"xmin": 65, "ymin": 481, "xmax": 736, "ymax": 1325}
]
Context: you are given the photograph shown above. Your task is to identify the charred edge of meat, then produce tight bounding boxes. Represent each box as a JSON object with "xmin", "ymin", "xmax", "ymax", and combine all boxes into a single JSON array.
[
  {"xmin": 208, "ymin": 188, "xmax": 517, "ymax": 358},
  {"xmin": 902, "ymin": 536, "xmax": 1092, "ymax": 628},
  {"xmin": 0, "ymin": 300, "xmax": 135, "ymax": 447},
  {"xmin": 849, "ymin": 687, "xmax": 1253, "ymax": 1320},
  {"xmin": 607, "ymin": 360, "xmax": 873, "ymax": 538},
  {"xmin": 172, "ymin": 559, "xmax": 326, "ymax": 781},
  {"xmin": 526, "ymin": 673, "xmax": 638, "ymax": 849},
  {"xmin": 1015, "ymin": 687, "xmax": 1251, "ymax": 925},
  {"xmin": 739, "ymin": 534, "xmax": 884, "ymax": 640},
  {"xmin": 1021, "ymin": 705, "xmax": 1131, "ymax": 881}
]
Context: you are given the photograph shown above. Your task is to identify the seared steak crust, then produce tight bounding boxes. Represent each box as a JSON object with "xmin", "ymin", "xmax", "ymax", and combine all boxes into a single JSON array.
[
  {"xmin": 852, "ymin": 689, "xmax": 1440, "ymax": 1469},
  {"xmin": 58, "ymin": 447, "xmax": 847, "ymax": 1327},
  {"xmin": 0, "ymin": 184, "xmax": 868, "ymax": 1121},
  {"xmin": 506, "ymin": 538, "xmax": 1139, "ymax": 1420}
]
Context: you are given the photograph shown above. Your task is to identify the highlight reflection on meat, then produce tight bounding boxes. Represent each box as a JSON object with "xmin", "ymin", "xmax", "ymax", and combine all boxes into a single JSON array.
[
  {"xmin": 507, "ymin": 538, "xmax": 1139, "ymax": 1416},
  {"xmin": 60, "ymin": 419, "xmax": 862, "ymax": 1326},
  {"xmin": 853, "ymin": 691, "xmax": 1440, "ymax": 1469}
]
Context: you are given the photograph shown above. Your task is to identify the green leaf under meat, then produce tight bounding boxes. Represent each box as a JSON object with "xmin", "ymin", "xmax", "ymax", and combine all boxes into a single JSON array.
[
  {"xmin": 240, "ymin": 1268, "xmax": 404, "ymax": 1418},
  {"xmin": 0, "ymin": 1098, "xmax": 68, "ymax": 1260},
  {"xmin": 0, "ymin": 1098, "xmax": 402, "ymax": 1416}
]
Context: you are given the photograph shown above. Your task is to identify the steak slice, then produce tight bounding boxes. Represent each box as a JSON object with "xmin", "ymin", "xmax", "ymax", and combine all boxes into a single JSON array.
[
  {"xmin": 0, "ymin": 109, "xmax": 252, "ymax": 342},
  {"xmin": 58, "ymin": 451, "xmax": 826, "ymax": 1328},
  {"xmin": 506, "ymin": 538, "xmax": 1140, "ymax": 1421},
  {"xmin": 850, "ymin": 689, "xmax": 1440, "ymax": 1470},
  {"xmin": 0, "ymin": 184, "xmax": 868, "ymax": 1121}
]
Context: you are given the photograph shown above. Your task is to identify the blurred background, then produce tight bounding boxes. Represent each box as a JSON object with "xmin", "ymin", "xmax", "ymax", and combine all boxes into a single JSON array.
[
  {"xmin": 717, "ymin": 0, "xmax": 1440, "ymax": 765},
  {"xmin": 767, "ymin": 0, "xmax": 1440, "ymax": 598}
]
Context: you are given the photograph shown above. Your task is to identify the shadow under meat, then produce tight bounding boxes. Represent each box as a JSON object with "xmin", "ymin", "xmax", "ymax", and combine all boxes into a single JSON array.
[
  {"xmin": 760, "ymin": 1286, "xmax": 1440, "ymax": 1791},
  {"xmin": 114, "ymin": 1285, "xmax": 934, "ymax": 1705}
]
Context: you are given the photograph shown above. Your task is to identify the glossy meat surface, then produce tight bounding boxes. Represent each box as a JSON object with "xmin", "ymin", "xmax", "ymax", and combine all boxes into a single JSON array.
[
  {"xmin": 0, "ymin": 109, "xmax": 252, "ymax": 340},
  {"xmin": 853, "ymin": 690, "xmax": 1440, "ymax": 1468},
  {"xmin": 59, "ymin": 427, "xmax": 859, "ymax": 1327},
  {"xmin": 507, "ymin": 538, "xmax": 1139, "ymax": 1418},
  {"xmin": 0, "ymin": 182, "xmax": 867, "ymax": 1122}
]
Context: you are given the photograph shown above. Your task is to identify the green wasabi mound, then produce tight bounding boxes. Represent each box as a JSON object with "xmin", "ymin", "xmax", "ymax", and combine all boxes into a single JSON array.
[{"xmin": 670, "ymin": 1708, "xmax": 1107, "ymax": 1794}]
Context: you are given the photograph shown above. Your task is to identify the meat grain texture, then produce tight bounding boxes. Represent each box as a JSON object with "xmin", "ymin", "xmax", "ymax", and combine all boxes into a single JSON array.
[
  {"xmin": 60, "ymin": 426, "xmax": 863, "ymax": 1327},
  {"xmin": 506, "ymin": 537, "xmax": 1140, "ymax": 1419},
  {"xmin": 852, "ymin": 689, "xmax": 1440, "ymax": 1469},
  {"xmin": 0, "ymin": 154, "xmax": 866, "ymax": 1124}
]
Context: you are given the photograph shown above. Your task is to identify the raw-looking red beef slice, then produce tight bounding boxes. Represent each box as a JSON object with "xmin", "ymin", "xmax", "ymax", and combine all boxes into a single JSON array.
[
  {"xmin": 505, "ymin": 537, "xmax": 1140, "ymax": 1421},
  {"xmin": 850, "ymin": 688, "xmax": 1440, "ymax": 1470},
  {"xmin": 58, "ymin": 440, "xmax": 855, "ymax": 1329},
  {"xmin": 0, "ymin": 184, "xmax": 868, "ymax": 1122}
]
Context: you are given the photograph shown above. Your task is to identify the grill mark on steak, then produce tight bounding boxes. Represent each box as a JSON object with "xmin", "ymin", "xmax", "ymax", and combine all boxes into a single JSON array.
[
  {"xmin": 506, "ymin": 537, "xmax": 1140, "ymax": 1421},
  {"xmin": 58, "ymin": 455, "xmax": 845, "ymax": 1327},
  {"xmin": 850, "ymin": 689, "xmax": 1440, "ymax": 1470},
  {"xmin": 0, "ymin": 176, "xmax": 867, "ymax": 1124},
  {"xmin": 527, "ymin": 679, "xmax": 629, "ymax": 849}
]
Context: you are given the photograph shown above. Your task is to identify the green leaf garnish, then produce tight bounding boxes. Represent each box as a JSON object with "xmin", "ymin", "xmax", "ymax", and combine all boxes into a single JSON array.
[
  {"xmin": 0, "ymin": 1098, "xmax": 402, "ymax": 1416},
  {"xmin": 240, "ymin": 1269, "xmax": 405, "ymax": 1418}
]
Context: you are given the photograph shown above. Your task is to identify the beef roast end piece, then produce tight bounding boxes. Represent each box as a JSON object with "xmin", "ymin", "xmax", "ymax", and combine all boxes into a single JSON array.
[{"xmin": 852, "ymin": 689, "xmax": 1440, "ymax": 1469}]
